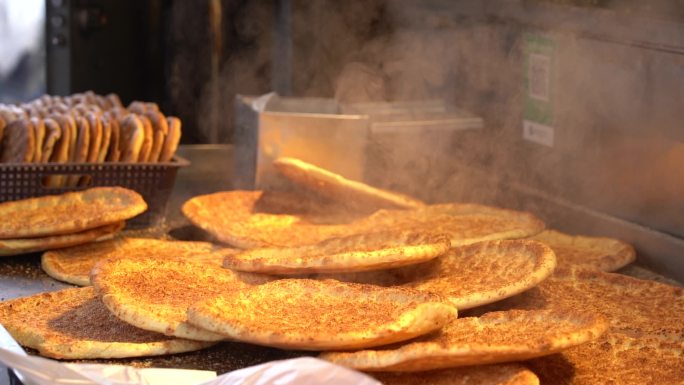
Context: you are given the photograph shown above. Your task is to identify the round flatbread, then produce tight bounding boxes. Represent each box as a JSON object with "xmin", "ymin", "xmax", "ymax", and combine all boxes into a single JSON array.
[
  {"xmin": 42, "ymin": 237, "xmax": 222, "ymax": 286},
  {"xmin": 223, "ymin": 230, "xmax": 450, "ymax": 274},
  {"xmin": 273, "ymin": 157, "xmax": 425, "ymax": 210},
  {"xmin": 182, "ymin": 190, "xmax": 363, "ymax": 248},
  {"xmin": 372, "ymin": 364, "xmax": 540, "ymax": 385},
  {"xmin": 1, "ymin": 119, "xmax": 35, "ymax": 163},
  {"xmin": 0, "ymin": 187, "xmax": 147, "ymax": 239},
  {"xmin": 91, "ymin": 257, "xmax": 269, "ymax": 341},
  {"xmin": 358, "ymin": 203, "xmax": 546, "ymax": 247},
  {"xmin": 0, "ymin": 287, "xmax": 214, "ymax": 359},
  {"xmin": 320, "ymin": 309, "xmax": 607, "ymax": 371},
  {"xmin": 0, "ymin": 222, "xmax": 124, "ymax": 257},
  {"xmin": 159, "ymin": 116, "xmax": 182, "ymax": 162},
  {"xmin": 330, "ymin": 239, "xmax": 557, "ymax": 310},
  {"xmin": 531, "ymin": 229, "xmax": 636, "ymax": 272},
  {"xmin": 187, "ymin": 278, "xmax": 457, "ymax": 351}
]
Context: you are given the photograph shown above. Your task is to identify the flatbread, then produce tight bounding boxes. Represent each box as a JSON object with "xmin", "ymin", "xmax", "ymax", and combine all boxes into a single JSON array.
[
  {"xmin": 40, "ymin": 118, "xmax": 62, "ymax": 163},
  {"xmin": 1, "ymin": 119, "xmax": 35, "ymax": 163},
  {"xmin": 45, "ymin": 115, "xmax": 72, "ymax": 187},
  {"xmin": 159, "ymin": 116, "xmax": 181, "ymax": 162},
  {"xmin": 357, "ymin": 203, "xmax": 546, "ymax": 247},
  {"xmin": 105, "ymin": 114, "xmax": 121, "ymax": 162},
  {"xmin": 0, "ymin": 222, "xmax": 123, "ymax": 257},
  {"xmin": 42, "ymin": 237, "xmax": 222, "ymax": 286},
  {"xmin": 478, "ymin": 268, "xmax": 684, "ymax": 384},
  {"xmin": 95, "ymin": 113, "xmax": 111, "ymax": 162},
  {"xmin": 137, "ymin": 114, "xmax": 154, "ymax": 162},
  {"xmin": 0, "ymin": 187, "xmax": 147, "ymax": 239},
  {"xmin": 84, "ymin": 112, "xmax": 102, "ymax": 162},
  {"xmin": 320, "ymin": 309, "xmax": 607, "ymax": 371},
  {"xmin": 273, "ymin": 157, "xmax": 425, "ymax": 211},
  {"xmin": 330, "ymin": 239, "xmax": 557, "ymax": 310},
  {"xmin": 223, "ymin": 230, "xmax": 450, "ymax": 274},
  {"xmin": 120, "ymin": 114, "xmax": 144, "ymax": 162},
  {"xmin": 29, "ymin": 117, "xmax": 45, "ymax": 163},
  {"xmin": 187, "ymin": 278, "xmax": 457, "ymax": 350},
  {"xmin": 182, "ymin": 190, "xmax": 363, "ymax": 248},
  {"xmin": 372, "ymin": 364, "xmax": 540, "ymax": 385},
  {"xmin": 145, "ymin": 111, "xmax": 168, "ymax": 162},
  {"xmin": 91, "ymin": 257, "xmax": 268, "ymax": 341},
  {"xmin": 531, "ymin": 229, "xmax": 636, "ymax": 272},
  {"xmin": 0, "ymin": 287, "xmax": 214, "ymax": 359}
]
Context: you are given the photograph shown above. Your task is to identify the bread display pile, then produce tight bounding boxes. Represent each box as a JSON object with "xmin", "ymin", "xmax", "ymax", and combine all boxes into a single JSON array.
[
  {"xmin": 0, "ymin": 92, "xmax": 182, "ymax": 187},
  {"xmin": 0, "ymin": 157, "xmax": 680, "ymax": 384}
]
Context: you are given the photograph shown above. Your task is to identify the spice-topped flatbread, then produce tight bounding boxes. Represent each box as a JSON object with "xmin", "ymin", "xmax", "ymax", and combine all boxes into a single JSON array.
[
  {"xmin": 182, "ymin": 190, "xmax": 364, "ymax": 248},
  {"xmin": 321, "ymin": 309, "xmax": 607, "ymax": 371},
  {"xmin": 187, "ymin": 279, "xmax": 457, "ymax": 351},
  {"xmin": 357, "ymin": 203, "xmax": 546, "ymax": 247},
  {"xmin": 531, "ymin": 230, "xmax": 636, "ymax": 272},
  {"xmin": 42, "ymin": 237, "xmax": 222, "ymax": 286},
  {"xmin": 372, "ymin": 364, "xmax": 540, "ymax": 385},
  {"xmin": 0, "ymin": 187, "xmax": 147, "ymax": 239},
  {"xmin": 273, "ymin": 157, "xmax": 425, "ymax": 211},
  {"xmin": 91, "ymin": 257, "xmax": 270, "ymax": 341},
  {"xmin": 223, "ymin": 230, "xmax": 450, "ymax": 274},
  {"xmin": 0, "ymin": 222, "xmax": 124, "ymax": 257},
  {"xmin": 329, "ymin": 239, "xmax": 557, "ymax": 310},
  {"xmin": 0, "ymin": 287, "xmax": 214, "ymax": 359}
]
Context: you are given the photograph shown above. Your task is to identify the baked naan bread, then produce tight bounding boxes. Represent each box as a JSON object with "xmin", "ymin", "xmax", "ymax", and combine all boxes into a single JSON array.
[
  {"xmin": 42, "ymin": 237, "xmax": 222, "ymax": 286},
  {"xmin": 0, "ymin": 287, "xmax": 214, "ymax": 359},
  {"xmin": 223, "ymin": 230, "xmax": 450, "ymax": 274},
  {"xmin": 182, "ymin": 190, "xmax": 363, "ymax": 248},
  {"xmin": 0, "ymin": 187, "xmax": 147, "ymax": 239},
  {"xmin": 480, "ymin": 268, "xmax": 684, "ymax": 384},
  {"xmin": 273, "ymin": 157, "xmax": 425, "ymax": 211},
  {"xmin": 187, "ymin": 279, "xmax": 457, "ymax": 350},
  {"xmin": 372, "ymin": 364, "xmax": 540, "ymax": 385},
  {"xmin": 531, "ymin": 229, "xmax": 635, "ymax": 272},
  {"xmin": 0, "ymin": 222, "xmax": 124, "ymax": 257},
  {"xmin": 91, "ymin": 257, "xmax": 268, "ymax": 341},
  {"xmin": 329, "ymin": 239, "xmax": 557, "ymax": 310},
  {"xmin": 320, "ymin": 309, "xmax": 607, "ymax": 371}
]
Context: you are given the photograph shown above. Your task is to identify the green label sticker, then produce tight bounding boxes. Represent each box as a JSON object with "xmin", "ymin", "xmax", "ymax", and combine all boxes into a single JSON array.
[{"xmin": 523, "ymin": 33, "xmax": 555, "ymax": 147}]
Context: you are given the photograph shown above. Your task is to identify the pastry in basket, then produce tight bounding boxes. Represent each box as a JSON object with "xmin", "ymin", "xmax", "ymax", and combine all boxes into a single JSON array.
[
  {"xmin": 90, "ymin": 257, "xmax": 270, "ymax": 341},
  {"xmin": 530, "ymin": 229, "xmax": 636, "ymax": 272},
  {"xmin": 320, "ymin": 309, "xmax": 607, "ymax": 372},
  {"xmin": 0, "ymin": 222, "xmax": 123, "ymax": 257},
  {"xmin": 120, "ymin": 114, "xmax": 145, "ymax": 162},
  {"xmin": 0, "ymin": 287, "xmax": 214, "ymax": 359},
  {"xmin": 160, "ymin": 116, "xmax": 182, "ymax": 162},
  {"xmin": 479, "ymin": 267, "xmax": 684, "ymax": 384},
  {"xmin": 42, "ymin": 237, "xmax": 223, "ymax": 286},
  {"xmin": 40, "ymin": 117, "xmax": 62, "ymax": 163},
  {"xmin": 358, "ymin": 202, "xmax": 546, "ymax": 247},
  {"xmin": 1, "ymin": 119, "xmax": 35, "ymax": 163},
  {"xmin": 84, "ymin": 112, "xmax": 103, "ymax": 163},
  {"xmin": 187, "ymin": 278, "xmax": 457, "ymax": 350},
  {"xmin": 145, "ymin": 110, "xmax": 168, "ymax": 162},
  {"xmin": 0, "ymin": 187, "xmax": 147, "ymax": 239},
  {"xmin": 273, "ymin": 156, "xmax": 425, "ymax": 211},
  {"xmin": 222, "ymin": 230, "xmax": 450, "ymax": 275},
  {"xmin": 372, "ymin": 364, "xmax": 540, "ymax": 385},
  {"xmin": 29, "ymin": 117, "xmax": 45, "ymax": 163},
  {"xmin": 182, "ymin": 190, "xmax": 364, "ymax": 248},
  {"xmin": 328, "ymin": 239, "xmax": 557, "ymax": 310}
]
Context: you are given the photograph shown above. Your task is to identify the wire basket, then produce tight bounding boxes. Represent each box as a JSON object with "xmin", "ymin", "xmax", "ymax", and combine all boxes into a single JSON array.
[{"xmin": 0, "ymin": 156, "xmax": 190, "ymax": 228}]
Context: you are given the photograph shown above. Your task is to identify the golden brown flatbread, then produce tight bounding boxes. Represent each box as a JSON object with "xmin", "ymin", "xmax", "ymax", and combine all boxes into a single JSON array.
[
  {"xmin": 0, "ymin": 187, "xmax": 147, "ymax": 239},
  {"xmin": 159, "ymin": 116, "xmax": 181, "ymax": 162},
  {"xmin": 120, "ymin": 114, "xmax": 144, "ymax": 162},
  {"xmin": 357, "ymin": 203, "xmax": 546, "ymax": 247},
  {"xmin": 105, "ymin": 113, "xmax": 121, "ymax": 162},
  {"xmin": 137, "ymin": 114, "xmax": 154, "ymax": 162},
  {"xmin": 223, "ymin": 230, "xmax": 450, "ymax": 275},
  {"xmin": 330, "ymin": 239, "xmax": 557, "ymax": 310},
  {"xmin": 96, "ymin": 113, "xmax": 111, "ymax": 162},
  {"xmin": 91, "ymin": 257, "xmax": 268, "ymax": 341},
  {"xmin": 0, "ymin": 222, "xmax": 123, "ymax": 257},
  {"xmin": 145, "ymin": 110, "xmax": 168, "ymax": 162},
  {"xmin": 273, "ymin": 157, "xmax": 425, "ymax": 211},
  {"xmin": 478, "ymin": 268, "xmax": 684, "ymax": 384},
  {"xmin": 531, "ymin": 229, "xmax": 636, "ymax": 272},
  {"xmin": 42, "ymin": 237, "xmax": 222, "ymax": 286},
  {"xmin": 0, "ymin": 287, "xmax": 214, "ymax": 359},
  {"xmin": 372, "ymin": 364, "xmax": 540, "ymax": 385},
  {"xmin": 320, "ymin": 309, "xmax": 607, "ymax": 371},
  {"xmin": 182, "ymin": 190, "xmax": 363, "ymax": 248},
  {"xmin": 1, "ymin": 119, "xmax": 35, "ymax": 163},
  {"xmin": 40, "ymin": 118, "xmax": 62, "ymax": 163},
  {"xmin": 84, "ymin": 112, "xmax": 102, "ymax": 162},
  {"xmin": 29, "ymin": 117, "xmax": 45, "ymax": 163},
  {"xmin": 187, "ymin": 278, "xmax": 457, "ymax": 350}
]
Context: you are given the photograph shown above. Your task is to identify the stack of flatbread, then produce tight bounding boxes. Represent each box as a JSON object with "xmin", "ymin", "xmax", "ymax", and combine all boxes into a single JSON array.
[
  {"xmin": 0, "ymin": 187, "xmax": 146, "ymax": 256},
  {"xmin": 0, "ymin": 91, "xmax": 182, "ymax": 187}
]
